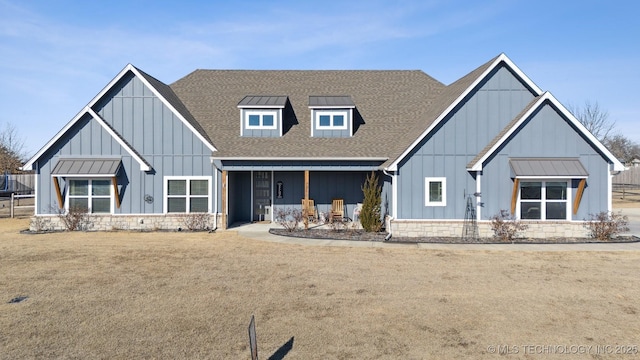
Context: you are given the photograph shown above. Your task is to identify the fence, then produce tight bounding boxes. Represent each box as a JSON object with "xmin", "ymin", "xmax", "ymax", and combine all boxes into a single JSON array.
[
  {"xmin": 10, "ymin": 193, "xmax": 35, "ymax": 218},
  {"xmin": 1, "ymin": 173, "xmax": 35, "ymax": 194},
  {"xmin": 613, "ymin": 166, "xmax": 640, "ymax": 186}
]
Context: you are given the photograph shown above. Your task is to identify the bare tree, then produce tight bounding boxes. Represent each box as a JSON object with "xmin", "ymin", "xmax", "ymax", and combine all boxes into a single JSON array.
[
  {"xmin": 0, "ymin": 123, "xmax": 27, "ymax": 173},
  {"xmin": 604, "ymin": 134, "xmax": 640, "ymax": 163},
  {"xmin": 568, "ymin": 101, "xmax": 614, "ymax": 142}
]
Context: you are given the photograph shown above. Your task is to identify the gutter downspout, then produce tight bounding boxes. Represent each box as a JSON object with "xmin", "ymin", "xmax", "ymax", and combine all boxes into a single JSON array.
[{"xmin": 382, "ymin": 169, "xmax": 393, "ymax": 241}]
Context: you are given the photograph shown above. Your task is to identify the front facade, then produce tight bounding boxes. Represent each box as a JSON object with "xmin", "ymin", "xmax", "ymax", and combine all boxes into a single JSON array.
[{"xmin": 23, "ymin": 54, "xmax": 624, "ymax": 238}]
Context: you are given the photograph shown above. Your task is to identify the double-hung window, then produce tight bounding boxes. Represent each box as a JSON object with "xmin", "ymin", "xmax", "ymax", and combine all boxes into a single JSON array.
[
  {"xmin": 519, "ymin": 181, "xmax": 568, "ymax": 220},
  {"xmin": 315, "ymin": 110, "xmax": 348, "ymax": 130},
  {"xmin": 245, "ymin": 110, "xmax": 277, "ymax": 129},
  {"xmin": 67, "ymin": 179, "xmax": 112, "ymax": 213},
  {"xmin": 165, "ymin": 177, "xmax": 211, "ymax": 213},
  {"xmin": 425, "ymin": 177, "xmax": 446, "ymax": 206}
]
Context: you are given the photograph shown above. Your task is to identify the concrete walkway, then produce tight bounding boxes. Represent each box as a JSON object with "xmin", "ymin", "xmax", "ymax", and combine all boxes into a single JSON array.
[{"xmin": 231, "ymin": 214, "xmax": 640, "ymax": 252}]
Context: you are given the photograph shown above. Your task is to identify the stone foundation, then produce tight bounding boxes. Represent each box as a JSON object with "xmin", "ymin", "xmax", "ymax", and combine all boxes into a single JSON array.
[
  {"xmin": 29, "ymin": 214, "xmax": 223, "ymax": 232},
  {"xmin": 389, "ymin": 219, "xmax": 590, "ymax": 239}
]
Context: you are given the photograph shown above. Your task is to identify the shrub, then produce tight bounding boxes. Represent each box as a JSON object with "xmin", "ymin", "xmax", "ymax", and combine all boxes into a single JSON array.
[
  {"xmin": 180, "ymin": 212, "xmax": 211, "ymax": 231},
  {"xmin": 56, "ymin": 205, "xmax": 90, "ymax": 231},
  {"xmin": 360, "ymin": 171, "xmax": 382, "ymax": 232},
  {"xmin": 585, "ymin": 211, "xmax": 629, "ymax": 241},
  {"xmin": 490, "ymin": 210, "xmax": 528, "ymax": 242},
  {"xmin": 275, "ymin": 208, "xmax": 302, "ymax": 232}
]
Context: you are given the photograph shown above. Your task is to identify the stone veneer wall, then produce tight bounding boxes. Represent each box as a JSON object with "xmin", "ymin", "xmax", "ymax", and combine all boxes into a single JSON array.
[
  {"xmin": 30, "ymin": 214, "xmax": 223, "ymax": 232},
  {"xmin": 388, "ymin": 219, "xmax": 590, "ymax": 239}
]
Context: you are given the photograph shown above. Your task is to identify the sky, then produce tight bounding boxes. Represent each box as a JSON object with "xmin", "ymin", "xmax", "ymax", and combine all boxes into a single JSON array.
[{"xmin": 1, "ymin": 0, "xmax": 639, "ymax": 158}]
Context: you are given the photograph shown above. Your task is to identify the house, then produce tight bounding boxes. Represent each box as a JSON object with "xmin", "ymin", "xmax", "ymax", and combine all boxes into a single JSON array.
[{"xmin": 22, "ymin": 54, "xmax": 624, "ymax": 238}]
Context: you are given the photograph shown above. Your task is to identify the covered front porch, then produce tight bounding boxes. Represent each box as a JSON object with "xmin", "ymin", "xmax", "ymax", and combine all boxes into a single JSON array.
[{"xmin": 216, "ymin": 160, "xmax": 390, "ymax": 229}]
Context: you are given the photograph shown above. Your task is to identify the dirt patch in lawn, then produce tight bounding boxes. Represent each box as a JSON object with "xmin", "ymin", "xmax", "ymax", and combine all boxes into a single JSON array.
[{"xmin": 1, "ymin": 218, "xmax": 639, "ymax": 359}]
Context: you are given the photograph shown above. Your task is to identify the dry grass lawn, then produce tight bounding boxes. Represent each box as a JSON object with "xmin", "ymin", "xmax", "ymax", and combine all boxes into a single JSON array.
[{"xmin": 1, "ymin": 218, "xmax": 639, "ymax": 359}]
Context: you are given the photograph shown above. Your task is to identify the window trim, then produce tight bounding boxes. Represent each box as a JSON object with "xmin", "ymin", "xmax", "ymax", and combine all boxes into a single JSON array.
[
  {"xmin": 244, "ymin": 110, "xmax": 278, "ymax": 130},
  {"xmin": 314, "ymin": 110, "xmax": 349, "ymax": 130},
  {"xmin": 163, "ymin": 176, "xmax": 212, "ymax": 214},
  {"xmin": 425, "ymin": 177, "xmax": 447, "ymax": 207},
  {"xmin": 65, "ymin": 178, "xmax": 114, "ymax": 214},
  {"xmin": 516, "ymin": 179, "xmax": 571, "ymax": 221}
]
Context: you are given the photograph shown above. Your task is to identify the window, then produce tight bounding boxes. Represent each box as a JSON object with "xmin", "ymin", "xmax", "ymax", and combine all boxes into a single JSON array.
[
  {"xmin": 315, "ymin": 111, "xmax": 348, "ymax": 130},
  {"xmin": 519, "ymin": 181, "xmax": 568, "ymax": 220},
  {"xmin": 67, "ymin": 179, "xmax": 112, "ymax": 213},
  {"xmin": 165, "ymin": 177, "xmax": 211, "ymax": 213},
  {"xmin": 425, "ymin": 177, "xmax": 446, "ymax": 206},
  {"xmin": 245, "ymin": 110, "xmax": 277, "ymax": 129}
]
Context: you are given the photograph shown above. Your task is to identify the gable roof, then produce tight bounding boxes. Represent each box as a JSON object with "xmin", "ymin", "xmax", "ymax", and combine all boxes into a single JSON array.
[
  {"xmin": 384, "ymin": 53, "xmax": 543, "ymax": 170},
  {"xmin": 22, "ymin": 64, "xmax": 215, "ymax": 171},
  {"xmin": 467, "ymin": 92, "xmax": 625, "ymax": 172},
  {"xmin": 22, "ymin": 106, "xmax": 152, "ymax": 172},
  {"xmin": 170, "ymin": 70, "xmax": 446, "ymax": 160}
]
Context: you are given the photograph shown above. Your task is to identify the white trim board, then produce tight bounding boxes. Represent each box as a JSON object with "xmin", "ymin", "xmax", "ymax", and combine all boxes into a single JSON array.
[
  {"xmin": 22, "ymin": 64, "xmax": 216, "ymax": 171},
  {"xmin": 385, "ymin": 53, "xmax": 542, "ymax": 171},
  {"xmin": 466, "ymin": 92, "xmax": 624, "ymax": 172}
]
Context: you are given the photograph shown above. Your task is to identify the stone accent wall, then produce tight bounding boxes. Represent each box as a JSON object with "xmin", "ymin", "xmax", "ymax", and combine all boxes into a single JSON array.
[
  {"xmin": 389, "ymin": 219, "xmax": 589, "ymax": 239},
  {"xmin": 30, "ymin": 214, "xmax": 223, "ymax": 232}
]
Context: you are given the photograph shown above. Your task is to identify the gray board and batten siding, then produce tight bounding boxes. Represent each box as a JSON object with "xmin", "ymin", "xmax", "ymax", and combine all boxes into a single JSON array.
[
  {"xmin": 396, "ymin": 64, "xmax": 536, "ymax": 220},
  {"xmin": 36, "ymin": 71, "xmax": 216, "ymax": 215},
  {"xmin": 481, "ymin": 101, "xmax": 611, "ymax": 220}
]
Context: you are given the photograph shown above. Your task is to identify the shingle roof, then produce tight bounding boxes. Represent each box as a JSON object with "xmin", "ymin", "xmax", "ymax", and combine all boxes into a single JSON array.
[{"xmin": 170, "ymin": 70, "xmax": 446, "ymax": 160}]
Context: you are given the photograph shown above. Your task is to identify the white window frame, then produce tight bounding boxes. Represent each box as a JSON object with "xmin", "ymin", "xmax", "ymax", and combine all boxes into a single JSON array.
[
  {"xmin": 516, "ymin": 179, "xmax": 571, "ymax": 221},
  {"xmin": 425, "ymin": 177, "xmax": 446, "ymax": 206},
  {"xmin": 315, "ymin": 110, "xmax": 348, "ymax": 130},
  {"xmin": 164, "ymin": 176, "xmax": 212, "ymax": 214},
  {"xmin": 65, "ymin": 178, "xmax": 114, "ymax": 214},
  {"xmin": 244, "ymin": 110, "xmax": 278, "ymax": 130}
]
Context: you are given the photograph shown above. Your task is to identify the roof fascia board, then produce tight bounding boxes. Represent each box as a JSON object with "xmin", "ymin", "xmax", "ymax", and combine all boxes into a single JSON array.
[
  {"xmin": 22, "ymin": 107, "xmax": 93, "ymax": 171},
  {"xmin": 237, "ymin": 105, "xmax": 286, "ymax": 109},
  {"xmin": 467, "ymin": 92, "xmax": 625, "ymax": 171},
  {"xmin": 214, "ymin": 156, "xmax": 388, "ymax": 161},
  {"xmin": 85, "ymin": 107, "xmax": 152, "ymax": 171},
  {"xmin": 22, "ymin": 64, "xmax": 215, "ymax": 171},
  {"xmin": 308, "ymin": 105, "xmax": 356, "ymax": 109},
  {"xmin": 385, "ymin": 53, "xmax": 542, "ymax": 171}
]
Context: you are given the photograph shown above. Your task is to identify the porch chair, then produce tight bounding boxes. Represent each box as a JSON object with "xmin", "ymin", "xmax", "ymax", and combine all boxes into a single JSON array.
[
  {"xmin": 330, "ymin": 198, "xmax": 345, "ymax": 222},
  {"xmin": 301, "ymin": 199, "xmax": 317, "ymax": 222}
]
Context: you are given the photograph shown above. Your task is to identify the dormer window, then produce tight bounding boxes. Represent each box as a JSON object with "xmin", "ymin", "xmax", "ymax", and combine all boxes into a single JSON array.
[
  {"xmin": 316, "ymin": 111, "xmax": 348, "ymax": 130},
  {"xmin": 247, "ymin": 110, "xmax": 277, "ymax": 129},
  {"xmin": 309, "ymin": 96, "xmax": 355, "ymax": 138},
  {"xmin": 238, "ymin": 96, "xmax": 288, "ymax": 137}
]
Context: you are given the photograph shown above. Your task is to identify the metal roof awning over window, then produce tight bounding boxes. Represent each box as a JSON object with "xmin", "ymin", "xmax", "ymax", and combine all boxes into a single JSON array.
[
  {"xmin": 237, "ymin": 96, "xmax": 288, "ymax": 108},
  {"xmin": 51, "ymin": 158, "xmax": 122, "ymax": 177},
  {"xmin": 308, "ymin": 96, "xmax": 355, "ymax": 108},
  {"xmin": 509, "ymin": 158, "xmax": 588, "ymax": 178}
]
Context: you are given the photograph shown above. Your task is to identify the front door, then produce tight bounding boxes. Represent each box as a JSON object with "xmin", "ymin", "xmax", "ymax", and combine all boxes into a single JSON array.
[{"xmin": 253, "ymin": 171, "xmax": 271, "ymax": 221}]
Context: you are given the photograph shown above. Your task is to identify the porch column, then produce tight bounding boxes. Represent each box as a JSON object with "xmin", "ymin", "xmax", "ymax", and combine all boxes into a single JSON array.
[
  {"xmin": 222, "ymin": 170, "xmax": 227, "ymax": 230},
  {"xmin": 304, "ymin": 170, "xmax": 309, "ymax": 230}
]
